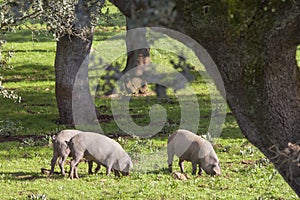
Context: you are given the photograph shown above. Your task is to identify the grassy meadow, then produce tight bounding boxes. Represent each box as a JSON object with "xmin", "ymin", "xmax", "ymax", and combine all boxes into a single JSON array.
[{"xmin": 0, "ymin": 5, "xmax": 299, "ymax": 200}]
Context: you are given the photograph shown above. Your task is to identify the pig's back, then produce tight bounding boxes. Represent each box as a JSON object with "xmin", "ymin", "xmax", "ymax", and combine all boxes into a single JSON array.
[
  {"xmin": 168, "ymin": 129, "xmax": 198, "ymax": 157},
  {"xmin": 56, "ymin": 129, "xmax": 82, "ymax": 142},
  {"xmin": 77, "ymin": 132, "xmax": 122, "ymax": 157}
]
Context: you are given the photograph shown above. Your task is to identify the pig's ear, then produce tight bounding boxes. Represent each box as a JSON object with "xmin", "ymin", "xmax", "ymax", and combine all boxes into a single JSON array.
[{"xmin": 213, "ymin": 164, "xmax": 221, "ymax": 175}]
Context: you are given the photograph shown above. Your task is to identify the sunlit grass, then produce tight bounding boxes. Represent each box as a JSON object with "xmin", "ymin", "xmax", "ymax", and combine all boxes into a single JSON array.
[{"xmin": 0, "ymin": 138, "xmax": 296, "ymax": 199}]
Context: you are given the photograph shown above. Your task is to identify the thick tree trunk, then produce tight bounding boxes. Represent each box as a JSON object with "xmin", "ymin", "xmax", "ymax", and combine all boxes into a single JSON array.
[
  {"xmin": 54, "ymin": 34, "xmax": 97, "ymax": 128},
  {"xmin": 109, "ymin": 0, "xmax": 133, "ymax": 17},
  {"xmin": 112, "ymin": 0, "xmax": 300, "ymax": 195},
  {"xmin": 54, "ymin": 0, "xmax": 98, "ymax": 129},
  {"xmin": 263, "ymin": 11, "xmax": 300, "ymax": 192},
  {"xmin": 172, "ymin": 2, "xmax": 300, "ymax": 196}
]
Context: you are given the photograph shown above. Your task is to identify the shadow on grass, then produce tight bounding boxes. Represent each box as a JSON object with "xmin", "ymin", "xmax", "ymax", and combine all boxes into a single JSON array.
[
  {"xmin": 0, "ymin": 170, "xmax": 94, "ymax": 181},
  {"xmin": 0, "ymin": 171, "xmax": 51, "ymax": 181},
  {"xmin": 93, "ymin": 28, "xmax": 125, "ymax": 41},
  {"xmin": 4, "ymin": 26, "xmax": 125, "ymax": 43},
  {"xmin": 145, "ymin": 167, "xmax": 170, "ymax": 175},
  {"xmin": 7, "ymin": 49, "xmax": 55, "ymax": 53},
  {"xmin": 3, "ymin": 64, "xmax": 55, "ymax": 82},
  {"xmin": 4, "ymin": 30, "xmax": 54, "ymax": 43}
]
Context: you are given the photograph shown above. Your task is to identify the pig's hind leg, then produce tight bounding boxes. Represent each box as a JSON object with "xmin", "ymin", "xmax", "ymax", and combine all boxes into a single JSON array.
[
  {"xmin": 69, "ymin": 152, "xmax": 83, "ymax": 179},
  {"xmin": 58, "ymin": 154, "xmax": 68, "ymax": 176},
  {"xmin": 50, "ymin": 152, "xmax": 58, "ymax": 175},
  {"xmin": 167, "ymin": 147, "xmax": 175, "ymax": 173},
  {"xmin": 94, "ymin": 163, "xmax": 101, "ymax": 174}
]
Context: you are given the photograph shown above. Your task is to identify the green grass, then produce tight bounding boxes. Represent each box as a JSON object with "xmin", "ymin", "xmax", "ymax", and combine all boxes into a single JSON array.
[
  {"xmin": 0, "ymin": 5, "xmax": 299, "ymax": 200},
  {"xmin": 0, "ymin": 139, "xmax": 296, "ymax": 199}
]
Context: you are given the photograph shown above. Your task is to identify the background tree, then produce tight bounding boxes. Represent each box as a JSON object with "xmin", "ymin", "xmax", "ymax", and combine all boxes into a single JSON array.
[
  {"xmin": 111, "ymin": 0, "xmax": 300, "ymax": 196},
  {"xmin": 122, "ymin": 16, "xmax": 150, "ymax": 95},
  {"xmin": 0, "ymin": 0, "xmax": 103, "ymax": 127},
  {"xmin": 39, "ymin": 0, "xmax": 105, "ymax": 128},
  {"xmin": 111, "ymin": 0, "xmax": 176, "ymax": 98},
  {"xmin": 0, "ymin": 0, "xmax": 177, "ymax": 125},
  {"xmin": 43, "ymin": 0, "xmax": 104, "ymax": 128}
]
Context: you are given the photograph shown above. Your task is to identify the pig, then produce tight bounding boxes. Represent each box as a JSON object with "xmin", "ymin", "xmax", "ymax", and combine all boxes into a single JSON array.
[
  {"xmin": 167, "ymin": 129, "xmax": 221, "ymax": 176},
  {"xmin": 50, "ymin": 130, "xmax": 100, "ymax": 176},
  {"xmin": 68, "ymin": 131, "xmax": 133, "ymax": 179}
]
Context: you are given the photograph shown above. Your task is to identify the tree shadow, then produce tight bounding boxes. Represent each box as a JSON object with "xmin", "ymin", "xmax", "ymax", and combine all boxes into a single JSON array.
[
  {"xmin": 144, "ymin": 167, "xmax": 170, "ymax": 175},
  {"xmin": 4, "ymin": 30, "xmax": 54, "ymax": 43},
  {"xmin": 0, "ymin": 171, "xmax": 50, "ymax": 181},
  {"xmin": 0, "ymin": 169, "xmax": 94, "ymax": 181}
]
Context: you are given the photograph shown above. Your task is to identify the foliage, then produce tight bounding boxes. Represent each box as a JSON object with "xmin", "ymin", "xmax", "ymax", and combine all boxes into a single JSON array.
[
  {"xmin": 0, "ymin": 86, "xmax": 21, "ymax": 102},
  {"xmin": 130, "ymin": 0, "xmax": 177, "ymax": 28},
  {"xmin": 0, "ymin": 40, "xmax": 13, "ymax": 69},
  {"xmin": 0, "ymin": 0, "xmax": 106, "ymax": 38},
  {"xmin": 0, "ymin": 0, "xmax": 42, "ymax": 31},
  {"xmin": 41, "ymin": 0, "xmax": 105, "ymax": 39},
  {"xmin": 0, "ymin": 120, "xmax": 23, "ymax": 136},
  {"xmin": 0, "ymin": 39, "xmax": 21, "ymax": 102}
]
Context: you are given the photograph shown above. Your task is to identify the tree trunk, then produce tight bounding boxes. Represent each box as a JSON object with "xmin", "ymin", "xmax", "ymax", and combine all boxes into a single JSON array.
[
  {"xmin": 123, "ymin": 17, "xmax": 150, "ymax": 95},
  {"xmin": 54, "ymin": 0, "xmax": 99, "ymax": 129},
  {"xmin": 111, "ymin": 0, "xmax": 168, "ymax": 98},
  {"xmin": 112, "ymin": 0, "xmax": 300, "ymax": 195},
  {"xmin": 172, "ymin": 1, "xmax": 300, "ymax": 196},
  {"xmin": 55, "ymin": 34, "xmax": 97, "ymax": 128}
]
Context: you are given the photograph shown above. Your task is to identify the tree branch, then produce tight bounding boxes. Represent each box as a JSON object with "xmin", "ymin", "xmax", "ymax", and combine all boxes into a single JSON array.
[
  {"xmin": 0, "ymin": 9, "xmax": 43, "ymax": 31},
  {"xmin": 109, "ymin": 0, "xmax": 133, "ymax": 17}
]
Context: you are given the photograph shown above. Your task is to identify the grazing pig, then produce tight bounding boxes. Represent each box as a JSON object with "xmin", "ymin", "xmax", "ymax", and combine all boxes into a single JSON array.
[
  {"xmin": 68, "ymin": 131, "xmax": 133, "ymax": 179},
  {"xmin": 167, "ymin": 129, "xmax": 221, "ymax": 176},
  {"xmin": 50, "ymin": 130, "xmax": 100, "ymax": 176}
]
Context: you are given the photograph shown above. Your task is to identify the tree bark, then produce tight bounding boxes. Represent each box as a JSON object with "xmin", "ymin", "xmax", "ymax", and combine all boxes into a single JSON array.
[
  {"xmin": 123, "ymin": 16, "xmax": 150, "ymax": 95},
  {"xmin": 109, "ymin": 0, "xmax": 133, "ymax": 17},
  {"xmin": 55, "ymin": 34, "xmax": 97, "ymax": 128},
  {"xmin": 54, "ymin": 0, "xmax": 97, "ymax": 128},
  {"xmin": 124, "ymin": 17, "xmax": 150, "ymax": 73},
  {"xmin": 171, "ymin": 1, "xmax": 300, "ymax": 196}
]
